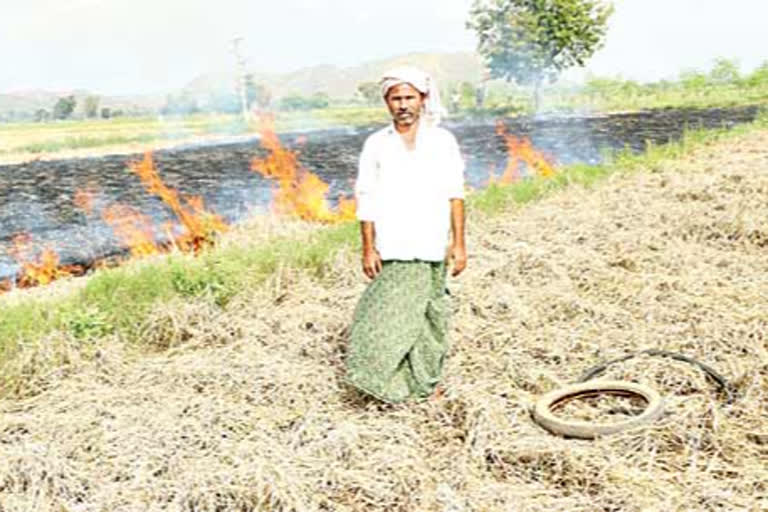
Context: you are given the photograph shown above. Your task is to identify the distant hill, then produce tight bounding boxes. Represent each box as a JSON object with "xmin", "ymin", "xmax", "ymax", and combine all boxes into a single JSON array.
[
  {"xmin": 0, "ymin": 52, "xmax": 485, "ymax": 118},
  {"xmin": 184, "ymin": 51, "xmax": 485, "ymax": 99}
]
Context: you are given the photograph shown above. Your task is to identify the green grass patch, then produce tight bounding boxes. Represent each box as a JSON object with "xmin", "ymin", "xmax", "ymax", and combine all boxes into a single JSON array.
[
  {"xmin": 7, "ymin": 133, "xmax": 161, "ymax": 154},
  {"xmin": 547, "ymin": 85, "xmax": 768, "ymax": 114},
  {"xmin": 0, "ymin": 220, "xmax": 360, "ymax": 360}
]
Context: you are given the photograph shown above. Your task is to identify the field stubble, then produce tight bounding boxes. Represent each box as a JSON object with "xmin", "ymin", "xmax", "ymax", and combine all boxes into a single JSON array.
[{"xmin": 1, "ymin": 133, "xmax": 767, "ymax": 510}]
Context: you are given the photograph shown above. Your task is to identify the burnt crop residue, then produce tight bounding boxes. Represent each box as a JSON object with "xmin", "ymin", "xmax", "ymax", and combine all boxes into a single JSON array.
[{"xmin": 0, "ymin": 105, "xmax": 759, "ymax": 282}]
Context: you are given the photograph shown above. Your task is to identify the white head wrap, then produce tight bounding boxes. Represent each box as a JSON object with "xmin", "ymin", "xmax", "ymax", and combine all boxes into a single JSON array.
[{"xmin": 379, "ymin": 66, "xmax": 446, "ymax": 126}]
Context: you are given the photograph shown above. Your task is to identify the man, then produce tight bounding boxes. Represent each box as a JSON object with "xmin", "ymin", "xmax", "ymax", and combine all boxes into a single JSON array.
[{"xmin": 345, "ymin": 67, "xmax": 467, "ymax": 403}]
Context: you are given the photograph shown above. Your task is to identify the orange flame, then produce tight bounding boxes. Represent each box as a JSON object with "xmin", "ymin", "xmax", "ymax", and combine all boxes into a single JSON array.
[
  {"xmin": 250, "ymin": 115, "xmax": 355, "ymax": 223},
  {"xmin": 493, "ymin": 120, "xmax": 556, "ymax": 184},
  {"xmin": 69, "ymin": 153, "xmax": 229, "ymax": 261},
  {"xmin": 101, "ymin": 204, "xmax": 160, "ymax": 258},
  {"xmin": 9, "ymin": 233, "xmax": 78, "ymax": 287},
  {"xmin": 127, "ymin": 151, "xmax": 229, "ymax": 252}
]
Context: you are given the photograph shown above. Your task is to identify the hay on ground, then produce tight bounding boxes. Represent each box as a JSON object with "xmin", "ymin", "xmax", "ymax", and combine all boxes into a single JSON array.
[{"xmin": 1, "ymin": 132, "xmax": 767, "ymax": 511}]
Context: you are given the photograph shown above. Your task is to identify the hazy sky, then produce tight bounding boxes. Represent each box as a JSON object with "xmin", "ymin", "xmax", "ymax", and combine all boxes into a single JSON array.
[{"xmin": 1, "ymin": 0, "xmax": 766, "ymax": 95}]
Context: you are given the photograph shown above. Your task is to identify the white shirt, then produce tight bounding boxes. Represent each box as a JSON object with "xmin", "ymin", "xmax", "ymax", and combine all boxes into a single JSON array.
[{"xmin": 355, "ymin": 123, "xmax": 465, "ymax": 262}]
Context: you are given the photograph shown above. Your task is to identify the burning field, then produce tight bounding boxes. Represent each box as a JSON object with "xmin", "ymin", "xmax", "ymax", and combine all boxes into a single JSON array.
[
  {"xmin": 0, "ymin": 105, "xmax": 759, "ymax": 288},
  {"xmin": 0, "ymin": 124, "xmax": 766, "ymax": 510},
  {"xmin": 0, "ymin": 116, "xmax": 357, "ymax": 293}
]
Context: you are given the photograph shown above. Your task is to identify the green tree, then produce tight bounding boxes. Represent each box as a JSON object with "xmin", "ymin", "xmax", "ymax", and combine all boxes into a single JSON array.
[
  {"xmin": 84, "ymin": 96, "xmax": 100, "ymax": 118},
  {"xmin": 679, "ymin": 70, "xmax": 708, "ymax": 91},
  {"xmin": 278, "ymin": 94, "xmax": 311, "ymax": 111},
  {"xmin": 310, "ymin": 92, "xmax": 330, "ymax": 109},
  {"xmin": 459, "ymin": 81, "xmax": 476, "ymax": 109},
  {"xmin": 745, "ymin": 60, "xmax": 768, "ymax": 88},
  {"xmin": 276, "ymin": 93, "xmax": 330, "ymax": 111},
  {"xmin": 709, "ymin": 58, "xmax": 740, "ymax": 86},
  {"xmin": 34, "ymin": 108, "xmax": 51, "ymax": 122},
  {"xmin": 357, "ymin": 81, "xmax": 381, "ymax": 105},
  {"xmin": 52, "ymin": 95, "xmax": 77, "ymax": 120},
  {"xmin": 584, "ymin": 76, "xmax": 623, "ymax": 102},
  {"xmin": 467, "ymin": 0, "xmax": 614, "ymax": 108}
]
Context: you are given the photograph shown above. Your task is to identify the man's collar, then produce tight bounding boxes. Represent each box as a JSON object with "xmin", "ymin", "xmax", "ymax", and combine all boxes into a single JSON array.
[{"xmin": 386, "ymin": 120, "xmax": 429, "ymax": 137}]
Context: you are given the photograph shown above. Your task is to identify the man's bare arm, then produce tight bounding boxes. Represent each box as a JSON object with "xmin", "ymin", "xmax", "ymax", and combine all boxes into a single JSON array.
[
  {"xmin": 449, "ymin": 199, "xmax": 466, "ymax": 276},
  {"xmin": 360, "ymin": 221, "xmax": 382, "ymax": 279}
]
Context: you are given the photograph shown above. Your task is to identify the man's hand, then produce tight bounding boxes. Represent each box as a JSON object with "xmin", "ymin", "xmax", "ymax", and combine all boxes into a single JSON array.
[
  {"xmin": 448, "ymin": 199, "xmax": 466, "ymax": 277},
  {"xmin": 448, "ymin": 243, "xmax": 467, "ymax": 277},
  {"xmin": 362, "ymin": 247, "xmax": 383, "ymax": 279},
  {"xmin": 360, "ymin": 221, "xmax": 381, "ymax": 279}
]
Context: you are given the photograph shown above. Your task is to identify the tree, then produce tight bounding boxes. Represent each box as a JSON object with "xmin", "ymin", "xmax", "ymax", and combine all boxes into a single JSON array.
[
  {"xmin": 679, "ymin": 70, "xmax": 708, "ymax": 92},
  {"xmin": 277, "ymin": 93, "xmax": 331, "ymax": 112},
  {"xmin": 310, "ymin": 92, "xmax": 330, "ymax": 109},
  {"xmin": 357, "ymin": 81, "xmax": 381, "ymax": 105},
  {"xmin": 278, "ymin": 94, "xmax": 311, "ymax": 111},
  {"xmin": 84, "ymin": 96, "xmax": 100, "ymax": 118},
  {"xmin": 467, "ymin": 0, "xmax": 613, "ymax": 108},
  {"xmin": 745, "ymin": 60, "xmax": 768, "ymax": 88},
  {"xmin": 52, "ymin": 95, "xmax": 77, "ymax": 120},
  {"xmin": 709, "ymin": 58, "xmax": 740, "ymax": 86},
  {"xmin": 35, "ymin": 109, "xmax": 51, "ymax": 122},
  {"xmin": 459, "ymin": 81, "xmax": 476, "ymax": 110}
]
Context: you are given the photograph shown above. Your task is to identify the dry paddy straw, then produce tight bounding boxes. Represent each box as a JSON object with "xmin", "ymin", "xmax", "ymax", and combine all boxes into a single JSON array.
[{"xmin": 2, "ymin": 132, "xmax": 768, "ymax": 511}]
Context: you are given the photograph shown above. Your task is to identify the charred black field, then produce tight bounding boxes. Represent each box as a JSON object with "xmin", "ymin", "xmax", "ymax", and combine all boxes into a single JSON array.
[{"xmin": 0, "ymin": 105, "xmax": 759, "ymax": 280}]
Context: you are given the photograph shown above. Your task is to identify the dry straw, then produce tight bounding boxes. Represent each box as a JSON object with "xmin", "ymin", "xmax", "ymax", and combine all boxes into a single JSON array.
[{"xmin": 1, "ymin": 132, "xmax": 767, "ymax": 511}]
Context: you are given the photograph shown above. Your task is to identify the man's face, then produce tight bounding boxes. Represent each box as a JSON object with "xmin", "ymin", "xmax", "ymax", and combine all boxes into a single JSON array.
[{"xmin": 385, "ymin": 83, "xmax": 425, "ymax": 127}]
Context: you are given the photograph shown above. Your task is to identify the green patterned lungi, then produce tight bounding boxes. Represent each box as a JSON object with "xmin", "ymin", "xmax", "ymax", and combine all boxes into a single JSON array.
[{"xmin": 345, "ymin": 260, "xmax": 449, "ymax": 403}]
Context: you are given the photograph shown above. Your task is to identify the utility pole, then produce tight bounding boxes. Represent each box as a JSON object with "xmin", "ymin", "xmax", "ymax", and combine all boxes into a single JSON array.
[{"xmin": 230, "ymin": 36, "xmax": 250, "ymax": 123}]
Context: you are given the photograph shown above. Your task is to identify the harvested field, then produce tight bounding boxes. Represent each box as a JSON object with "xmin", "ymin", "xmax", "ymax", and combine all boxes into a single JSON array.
[{"xmin": 1, "ymin": 131, "xmax": 767, "ymax": 511}]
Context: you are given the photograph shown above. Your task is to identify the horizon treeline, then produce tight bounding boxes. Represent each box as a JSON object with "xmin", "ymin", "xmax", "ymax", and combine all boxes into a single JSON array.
[{"xmin": 1, "ymin": 57, "xmax": 766, "ymax": 123}]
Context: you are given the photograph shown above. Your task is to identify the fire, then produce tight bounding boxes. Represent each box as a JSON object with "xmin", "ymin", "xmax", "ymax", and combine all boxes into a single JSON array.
[
  {"xmin": 493, "ymin": 120, "xmax": 556, "ymax": 184},
  {"xmin": 101, "ymin": 204, "xmax": 160, "ymax": 258},
  {"xmin": 5, "ymin": 118, "xmax": 558, "ymax": 295},
  {"xmin": 8, "ymin": 233, "xmax": 79, "ymax": 288},
  {"xmin": 337, "ymin": 195, "xmax": 357, "ymax": 220},
  {"xmin": 72, "ymin": 153, "xmax": 229, "ymax": 261},
  {"xmin": 250, "ymin": 115, "xmax": 355, "ymax": 223},
  {"xmin": 128, "ymin": 152, "xmax": 229, "ymax": 252}
]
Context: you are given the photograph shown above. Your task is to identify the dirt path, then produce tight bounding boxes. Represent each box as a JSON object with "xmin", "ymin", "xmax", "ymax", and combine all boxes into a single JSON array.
[{"xmin": 1, "ymin": 132, "xmax": 767, "ymax": 511}]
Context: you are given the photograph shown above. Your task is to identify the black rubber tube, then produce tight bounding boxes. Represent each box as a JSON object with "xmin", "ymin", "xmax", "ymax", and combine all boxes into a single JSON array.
[{"xmin": 577, "ymin": 349, "xmax": 734, "ymax": 404}]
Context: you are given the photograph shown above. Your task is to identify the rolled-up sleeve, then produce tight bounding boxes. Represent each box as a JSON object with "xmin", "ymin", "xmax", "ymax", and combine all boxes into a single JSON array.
[
  {"xmin": 444, "ymin": 132, "xmax": 465, "ymax": 199},
  {"xmin": 355, "ymin": 138, "xmax": 378, "ymax": 221}
]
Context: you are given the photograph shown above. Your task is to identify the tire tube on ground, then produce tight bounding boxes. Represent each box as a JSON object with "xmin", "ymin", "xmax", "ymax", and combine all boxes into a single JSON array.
[
  {"xmin": 532, "ymin": 380, "xmax": 664, "ymax": 439},
  {"xmin": 577, "ymin": 349, "xmax": 733, "ymax": 404}
]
